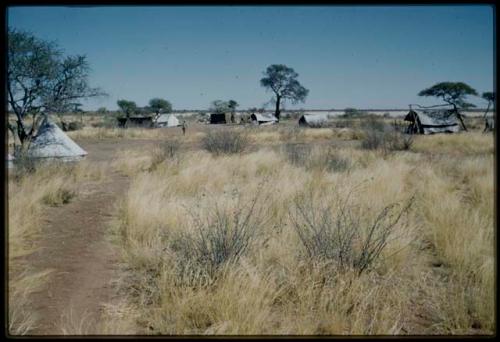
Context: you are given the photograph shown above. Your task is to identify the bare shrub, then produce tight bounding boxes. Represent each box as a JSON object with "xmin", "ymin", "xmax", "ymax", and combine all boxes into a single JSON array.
[
  {"xmin": 309, "ymin": 147, "xmax": 352, "ymax": 173},
  {"xmin": 361, "ymin": 117, "xmax": 388, "ymax": 133},
  {"xmin": 11, "ymin": 148, "xmax": 39, "ymax": 180},
  {"xmin": 290, "ymin": 188, "xmax": 414, "ymax": 275},
  {"xmin": 384, "ymin": 130, "xmax": 414, "ymax": 152},
  {"xmin": 360, "ymin": 130, "xmax": 386, "ymax": 150},
  {"xmin": 161, "ymin": 139, "xmax": 181, "ymax": 159},
  {"xmin": 360, "ymin": 120, "xmax": 413, "ymax": 152},
  {"xmin": 149, "ymin": 139, "xmax": 181, "ymax": 171},
  {"xmin": 201, "ymin": 129, "xmax": 249, "ymax": 155},
  {"xmin": 283, "ymin": 143, "xmax": 312, "ymax": 167},
  {"xmin": 171, "ymin": 191, "xmax": 268, "ymax": 283}
]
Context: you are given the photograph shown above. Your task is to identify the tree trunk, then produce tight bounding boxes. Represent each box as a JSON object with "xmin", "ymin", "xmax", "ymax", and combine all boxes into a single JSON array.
[
  {"xmin": 457, "ymin": 112, "xmax": 468, "ymax": 131},
  {"xmin": 452, "ymin": 104, "xmax": 467, "ymax": 131},
  {"xmin": 275, "ymin": 95, "xmax": 281, "ymax": 122},
  {"xmin": 483, "ymin": 102, "xmax": 491, "ymax": 120}
]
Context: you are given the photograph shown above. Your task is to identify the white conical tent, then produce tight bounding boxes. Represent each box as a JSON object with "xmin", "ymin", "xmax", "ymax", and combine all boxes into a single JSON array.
[
  {"xmin": 156, "ymin": 114, "xmax": 180, "ymax": 127},
  {"xmin": 28, "ymin": 118, "xmax": 87, "ymax": 160}
]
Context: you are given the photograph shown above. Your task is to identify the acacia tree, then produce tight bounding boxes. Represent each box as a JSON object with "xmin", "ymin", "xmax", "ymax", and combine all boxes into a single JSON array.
[
  {"xmin": 228, "ymin": 100, "xmax": 239, "ymax": 112},
  {"xmin": 482, "ymin": 92, "xmax": 495, "ymax": 118},
  {"xmin": 149, "ymin": 98, "xmax": 172, "ymax": 120},
  {"xmin": 418, "ymin": 82, "xmax": 478, "ymax": 131},
  {"xmin": 260, "ymin": 64, "xmax": 309, "ymax": 121},
  {"xmin": 7, "ymin": 28, "xmax": 105, "ymax": 148},
  {"xmin": 116, "ymin": 100, "xmax": 137, "ymax": 119},
  {"xmin": 210, "ymin": 100, "xmax": 231, "ymax": 114}
]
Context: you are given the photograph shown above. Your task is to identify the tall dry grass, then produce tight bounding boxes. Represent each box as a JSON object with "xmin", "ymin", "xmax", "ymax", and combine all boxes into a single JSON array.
[{"xmin": 103, "ymin": 129, "xmax": 494, "ymax": 335}]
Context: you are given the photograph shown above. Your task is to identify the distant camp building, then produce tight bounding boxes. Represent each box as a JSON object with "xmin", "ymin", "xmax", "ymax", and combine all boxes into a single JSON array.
[
  {"xmin": 250, "ymin": 113, "xmax": 278, "ymax": 125},
  {"xmin": 404, "ymin": 109, "xmax": 460, "ymax": 134},
  {"xmin": 117, "ymin": 115, "xmax": 154, "ymax": 128},
  {"xmin": 298, "ymin": 113, "xmax": 331, "ymax": 127},
  {"xmin": 209, "ymin": 113, "xmax": 228, "ymax": 124}
]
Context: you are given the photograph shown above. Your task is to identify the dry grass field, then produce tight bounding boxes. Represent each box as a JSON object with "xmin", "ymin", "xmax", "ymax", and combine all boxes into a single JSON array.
[{"xmin": 7, "ymin": 114, "xmax": 495, "ymax": 335}]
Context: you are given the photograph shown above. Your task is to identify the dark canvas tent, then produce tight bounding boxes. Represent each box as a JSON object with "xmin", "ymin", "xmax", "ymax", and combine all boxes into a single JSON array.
[
  {"xmin": 250, "ymin": 113, "xmax": 278, "ymax": 125},
  {"xmin": 209, "ymin": 113, "xmax": 227, "ymax": 124},
  {"xmin": 298, "ymin": 113, "xmax": 331, "ymax": 127},
  {"xmin": 117, "ymin": 115, "xmax": 154, "ymax": 128},
  {"xmin": 404, "ymin": 109, "xmax": 460, "ymax": 134}
]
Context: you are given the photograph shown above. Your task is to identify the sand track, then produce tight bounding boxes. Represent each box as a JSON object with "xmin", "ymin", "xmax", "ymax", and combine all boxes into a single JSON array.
[{"xmin": 25, "ymin": 139, "xmax": 158, "ymax": 335}]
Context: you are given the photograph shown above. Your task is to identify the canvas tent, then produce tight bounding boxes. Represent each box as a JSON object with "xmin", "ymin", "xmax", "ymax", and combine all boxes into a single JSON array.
[
  {"xmin": 155, "ymin": 114, "xmax": 180, "ymax": 127},
  {"xmin": 209, "ymin": 113, "xmax": 227, "ymax": 124},
  {"xmin": 117, "ymin": 116, "xmax": 154, "ymax": 128},
  {"xmin": 27, "ymin": 118, "xmax": 87, "ymax": 160},
  {"xmin": 404, "ymin": 109, "xmax": 460, "ymax": 134},
  {"xmin": 484, "ymin": 116, "xmax": 495, "ymax": 132},
  {"xmin": 250, "ymin": 113, "xmax": 278, "ymax": 125},
  {"xmin": 298, "ymin": 113, "xmax": 331, "ymax": 127}
]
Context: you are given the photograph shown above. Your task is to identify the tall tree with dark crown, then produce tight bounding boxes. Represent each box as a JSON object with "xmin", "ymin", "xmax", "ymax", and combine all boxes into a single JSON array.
[{"xmin": 260, "ymin": 64, "xmax": 308, "ymax": 122}]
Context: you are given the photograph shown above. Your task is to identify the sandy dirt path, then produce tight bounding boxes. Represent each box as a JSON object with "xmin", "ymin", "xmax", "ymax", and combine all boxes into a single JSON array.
[{"xmin": 26, "ymin": 139, "xmax": 157, "ymax": 335}]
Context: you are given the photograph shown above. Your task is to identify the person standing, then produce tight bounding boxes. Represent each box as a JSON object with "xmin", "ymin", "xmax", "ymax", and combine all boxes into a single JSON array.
[{"xmin": 182, "ymin": 121, "xmax": 186, "ymax": 135}]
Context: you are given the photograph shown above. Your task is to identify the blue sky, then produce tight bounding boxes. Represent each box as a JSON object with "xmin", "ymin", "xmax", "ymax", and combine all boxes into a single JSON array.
[{"xmin": 7, "ymin": 5, "xmax": 494, "ymax": 110}]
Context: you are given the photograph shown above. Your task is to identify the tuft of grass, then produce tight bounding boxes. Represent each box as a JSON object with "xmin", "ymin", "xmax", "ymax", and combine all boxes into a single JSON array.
[
  {"xmin": 282, "ymin": 143, "xmax": 312, "ymax": 167},
  {"xmin": 42, "ymin": 187, "xmax": 75, "ymax": 206}
]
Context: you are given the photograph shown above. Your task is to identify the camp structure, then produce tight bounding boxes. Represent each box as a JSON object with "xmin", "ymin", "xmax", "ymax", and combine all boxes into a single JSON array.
[
  {"xmin": 298, "ymin": 113, "xmax": 331, "ymax": 127},
  {"xmin": 155, "ymin": 114, "xmax": 180, "ymax": 128},
  {"xmin": 117, "ymin": 115, "xmax": 154, "ymax": 128},
  {"xmin": 250, "ymin": 113, "xmax": 278, "ymax": 125},
  {"xmin": 7, "ymin": 153, "xmax": 14, "ymax": 169},
  {"xmin": 27, "ymin": 117, "xmax": 87, "ymax": 161},
  {"xmin": 404, "ymin": 109, "xmax": 460, "ymax": 134},
  {"xmin": 483, "ymin": 115, "xmax": 495, "ymax": 132},
  {"xmin": 209, "ymin": 113, "xmax": 228, "ymax": 124}
]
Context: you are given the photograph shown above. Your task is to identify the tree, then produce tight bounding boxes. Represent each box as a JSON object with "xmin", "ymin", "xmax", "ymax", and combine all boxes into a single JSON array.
[
  {"xmin": 260, "ymin": 64, "xmax": 309, "ymax": 121},
  {"xmin": 97, "ymin": 107, "xmax": 107, "ymax": 114},
  {"xmin": 482, "ymin": 92, "xmax": 495, "ymax": 132},
  {"xmin": 482, "ymin": 92, "xmax": 495, "ymax": 118},
  {"xmin": 116, "ymin": 100, "xmax": 137, "ymax": 119},
  {"xmin": 228, "ymin": 100, "xmax": 239, "ymax": 123},
  {"xmin": 210, "ymin": 100, "xmax": 230, "ymax": 114},
  {"xmin": 228, "ymin": 100, "xmax": 239, "ymax": 113},
  {"xmin": 418, "ymin": 82, "xmax": 478, "ymax": 131},
  {"xmin": 149, "ymin": 98, "xmax": 172, "ymax": 120},
  {"xmin": 7, "ymin": 28, "xmax": 105, "ymax": 148}
]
